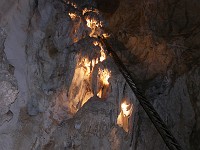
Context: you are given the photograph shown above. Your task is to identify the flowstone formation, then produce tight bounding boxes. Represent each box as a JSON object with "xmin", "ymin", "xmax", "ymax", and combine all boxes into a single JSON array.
[
  {"xmin": 44, "ymin": 0, "xmax": 138, "ymax": 149},
  {"xmin": 14, "ymin": 0, "xmax": 139, "ymax": 149}
]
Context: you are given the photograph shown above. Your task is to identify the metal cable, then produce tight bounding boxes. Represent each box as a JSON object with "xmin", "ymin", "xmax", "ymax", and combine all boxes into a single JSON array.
[{"xmin": 99, "ymin": 36, "xmax": 182, "ymax": 150}]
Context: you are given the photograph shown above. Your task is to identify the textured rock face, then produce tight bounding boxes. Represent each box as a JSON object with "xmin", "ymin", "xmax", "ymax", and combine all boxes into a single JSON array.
[
  {"xmin": 50, "ymin": 97, "xmax": 117, "ymax": 149},
  {"xmin": 0, "ymin": 0, "xmax": 137, "ymax": 149},
  {"xmin": 48, "ymin": 96, "xmax": 137, "ymax": 150},
  {"xmin": 103, "ymin": 0, "xmax": 200, "ymax": 149},
  {"xmin": 0, "ymin": 28, "xmax": 18, "ymax": 126},
  {"xmin": 0, "ymin": 0, "xmax": 200, "ymax": 150},
  {"xmin": 187, "ymin": 67, "xmax": 200, "ymax": 150}
]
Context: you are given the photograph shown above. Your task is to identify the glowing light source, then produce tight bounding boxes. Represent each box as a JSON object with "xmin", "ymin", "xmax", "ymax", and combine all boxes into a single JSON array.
[
  {"xmin": 81, "ymin": 58, "xmax": 91, "ymax": 76},
  {"xmin": 86, "ymin": 18, "xmax": 102, "ymax": 28},
  {"xmin": 93, "ymin": 41, "xmax": 106, "ymax": 62},
  {"xmin": 117, "ymin": 100, "xmax": 133, "ymax": 132},
  {"xmin": 121, "ymin": 102, "xmax": 133, "ymax": 117},
  {"xmin": 98, "ymin": 68, "xmax": 111, "ymax": 85},
  {"xmin": 100, "ymin": 49, "xmax": 106, "ymax": 62},
  {"xmin": 93, "ymin": 41, "xmax": 99, "ymax": 46},
  {"xmin": 102, "ymin": 33, "xmax": 110, "ymax": 38},
  {"xmin": 86, "ymin": 17, "xmax": 102, "ymax": 37},
  {"xmin": 68, "ymin": 13, "xmax": 77, "ymax": 20},
  {"xmin": 82, "ymin": 8, "xmax": 99, "ymax": 15},
  {"xmin": 66, "ymin": 3, "xmax": 114, "ymax": 116},
  {"xmin": 97, "ymin": 68, "xmax": 111, "ymax": 98},
  {"xmin": 80, "ymin": 57, "xmax": 100, "ymax": 76}
]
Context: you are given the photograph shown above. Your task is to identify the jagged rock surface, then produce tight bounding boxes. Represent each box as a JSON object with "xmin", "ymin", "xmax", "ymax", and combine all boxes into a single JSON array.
[
  {"xmin": 0, "ymin": 0, "xmax": 199, "ymax": 150},
  {"xmin": 103, "ymin": 0, "xmax": 200, "ymax": 149},
  {"xmin": 0, "ymin": 28, "xmax": 18, "ymax": 127},
  {"xmin": 0, "ymin": 0, "xmax": 136, "ymax": 149}
]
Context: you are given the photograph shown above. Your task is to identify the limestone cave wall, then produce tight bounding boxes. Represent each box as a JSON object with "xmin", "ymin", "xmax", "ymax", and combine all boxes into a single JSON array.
[{"xmin": 0, "ymin": 0, "xmax": 199, "ymax": 150}]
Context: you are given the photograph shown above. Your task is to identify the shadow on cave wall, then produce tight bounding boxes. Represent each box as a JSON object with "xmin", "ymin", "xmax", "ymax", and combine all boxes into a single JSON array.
[{"xmin": 97, "ymin": 0, "xmax": 200, "ymax": 149}]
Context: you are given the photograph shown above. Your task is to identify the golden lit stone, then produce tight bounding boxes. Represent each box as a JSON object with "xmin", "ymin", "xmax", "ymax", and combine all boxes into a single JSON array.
[
  {"xmin": 68, "ymin": 12, "xmax": 77, "ymax": 20},
  {"xmin": 117, "ymin": 100, "xmax": 133, "ymax": 132}
]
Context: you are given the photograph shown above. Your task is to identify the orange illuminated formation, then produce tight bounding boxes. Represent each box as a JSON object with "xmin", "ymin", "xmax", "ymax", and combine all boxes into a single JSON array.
[
  {"xmin": 97, "ymin": 68, "xmax": 111, "ymax": 98},
  {"xmin": 82, "ymin": 8, "xmax": 99, "ymax": 15},
  {"xmin": 86, "ymin": 17, "xmax": 102, "ymax": 37},
  {"xmin": 66, "ymin": 1, "xmax": 112, "ymax": 116},
  {"xmin": 68, "ymin": 12, "xmax": 77, "ymax": 20},
  {"xmin": 102, "ymin": 33, "xmax": 110, "ymax": 38},
  {"xmin": 117, "ymin": 101, "xmax": 133, "ymax": 132},
  {"xmin": 121, "ymin": 102, "xmax": 133, "ymax": 117},
  {"xmin": 93, "ymin": 41, "xmax": 106, "ymax": 62},
  {"xmin": 98, "ymin": 68, "xmax": 111, "ymax": 85}
]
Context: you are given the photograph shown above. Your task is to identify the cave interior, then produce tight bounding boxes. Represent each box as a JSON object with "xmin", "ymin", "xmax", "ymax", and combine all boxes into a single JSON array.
[{"xmin": 0, "ymin": 0, "xmax": 200, "ymax": 150}]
